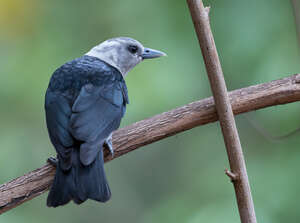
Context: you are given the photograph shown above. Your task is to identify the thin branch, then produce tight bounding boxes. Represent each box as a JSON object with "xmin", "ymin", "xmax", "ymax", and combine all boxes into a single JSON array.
[
  {"xmin": 245, "ymin": 114, "xmax": 300, "ymax": 142},
  {"xmin": 186, "ymin": 0, "xmax": 257, "ymax": 222},
  {"xmin": 1, "ymin": 74, "xmax": 300, "ymax": 214},
  {"xmin": 291, "ymin": 0, "xmax": 300, "ymax": 50},
  {"xmin": 225, "ymin": 169, "xmax": 238, "ymax": 182}
]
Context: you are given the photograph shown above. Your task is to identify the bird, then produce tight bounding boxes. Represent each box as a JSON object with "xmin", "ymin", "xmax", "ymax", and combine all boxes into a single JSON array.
[{"xmin": 45, "ymin": 37, "xmax": 166, "ymax": 207}]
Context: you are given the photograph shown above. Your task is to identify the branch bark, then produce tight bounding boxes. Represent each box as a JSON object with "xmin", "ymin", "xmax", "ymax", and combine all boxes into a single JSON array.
[
  {"xmin": 1, "ymin": 74, "xmax": 300, "ymax": 214},
  {"xmin": 187, "ymin": 1, "xmax": 257, "ymax": 222}
]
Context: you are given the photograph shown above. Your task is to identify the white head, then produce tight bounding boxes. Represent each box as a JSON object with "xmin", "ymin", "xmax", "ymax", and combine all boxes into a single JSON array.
[{"xmin": 86, "ymin": 37, "xmax": 166, "ymax": 76}]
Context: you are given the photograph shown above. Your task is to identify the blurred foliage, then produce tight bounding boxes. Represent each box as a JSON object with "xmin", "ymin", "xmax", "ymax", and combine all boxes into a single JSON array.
[{"xmin": 0, "ymin": 0, "xmax": 300, "ymax": 222}]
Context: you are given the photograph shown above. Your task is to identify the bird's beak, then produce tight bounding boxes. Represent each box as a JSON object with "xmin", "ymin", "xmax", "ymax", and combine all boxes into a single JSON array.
[{"xmin": 142, "ymin": 48, "xmax": 167, "ymax": 59}]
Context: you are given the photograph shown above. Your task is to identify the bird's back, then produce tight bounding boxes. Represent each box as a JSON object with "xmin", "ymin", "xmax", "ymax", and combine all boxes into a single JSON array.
[{"xmin": 47, "ymin": 55, "xmax": 125, "ymax": 102}]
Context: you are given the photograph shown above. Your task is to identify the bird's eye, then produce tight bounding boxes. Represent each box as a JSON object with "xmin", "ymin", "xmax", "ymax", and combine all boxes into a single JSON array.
[{"xmin": 128, "ymin": 45, "xmax": 138, "ymax": 54}]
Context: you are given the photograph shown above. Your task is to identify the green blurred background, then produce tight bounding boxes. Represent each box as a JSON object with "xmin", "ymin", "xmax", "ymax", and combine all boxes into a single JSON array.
[{"xmin": 1, "ymin": 0, "xmax": 300, "ymax": 222}]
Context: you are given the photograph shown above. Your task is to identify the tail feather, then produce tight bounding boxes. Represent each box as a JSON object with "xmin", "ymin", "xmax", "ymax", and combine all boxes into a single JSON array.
[
  {"xmin": 76, "ymin": 149, "xmax": 111, "ymax": 202},
  {"xmin": 47, "ymin": 165, "xmax": 75, "ymax": 207},
  {"xmin": 47, "ymin": 148, "xmax": 111, "ymax": 207}
]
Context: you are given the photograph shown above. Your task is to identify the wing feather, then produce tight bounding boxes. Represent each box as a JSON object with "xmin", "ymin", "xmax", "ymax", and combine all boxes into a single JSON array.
[
  {"xmin": 45, "ymin": 91, "xmax": 74, "ymax": 170},
  {"xmin": 70, "ymin": 82, "xmax": 125, "ymax": 165}
]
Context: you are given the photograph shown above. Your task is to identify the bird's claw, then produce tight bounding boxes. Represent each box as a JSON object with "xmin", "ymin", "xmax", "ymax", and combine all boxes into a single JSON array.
[
  {"xmin": 47, "ymin": 157, "xmax": 58, "ymax": 167},
  {"xmin": 104, "ymin": 137, "xmax": 114, "ymax": 157}
]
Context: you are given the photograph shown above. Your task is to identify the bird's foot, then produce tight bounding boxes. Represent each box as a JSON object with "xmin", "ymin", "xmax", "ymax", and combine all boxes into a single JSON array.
[
  {"xmin": 47, "ymin": 157, "xmax": 58, "ymax": 167},
  {"xmin": 104, "ymin": 136, "xmax": 114, "ymax": 157}
]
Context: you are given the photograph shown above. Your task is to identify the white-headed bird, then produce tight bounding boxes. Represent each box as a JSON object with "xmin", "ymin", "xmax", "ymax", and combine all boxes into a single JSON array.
[{"xmin": 45, "ymin": 37, "xmax": 166, "ymax": 207}]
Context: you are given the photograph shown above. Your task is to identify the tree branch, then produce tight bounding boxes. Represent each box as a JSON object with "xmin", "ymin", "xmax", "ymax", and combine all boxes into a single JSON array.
[
  {"xmin": 187, "ymin": 1, "xmax": 257, "ymax": 222},
  {"xmin": 1, "ymin": 74, "xmax": 300, "ymax": 214}
]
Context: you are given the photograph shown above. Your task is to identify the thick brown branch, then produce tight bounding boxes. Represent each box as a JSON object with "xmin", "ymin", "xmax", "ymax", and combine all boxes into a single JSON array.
[
  {"xmin": 187, "ymin": 1, "xmax": 257, "ymax": 222},
  {"xmin": 1, "ymin": 74, "xmax": 300, "ymax": 214}
]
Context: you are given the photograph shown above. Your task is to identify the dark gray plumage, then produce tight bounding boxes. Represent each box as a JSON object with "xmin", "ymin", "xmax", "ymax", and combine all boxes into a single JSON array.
[{"xmin": 45, "ymin": 37, "xmax": 165, "ymax": 207}]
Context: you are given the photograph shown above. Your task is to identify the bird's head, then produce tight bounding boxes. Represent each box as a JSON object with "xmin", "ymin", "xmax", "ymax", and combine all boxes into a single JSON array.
[{"xmin": 86, "ymin": 37, "xmax": 166, "ymax": 76}]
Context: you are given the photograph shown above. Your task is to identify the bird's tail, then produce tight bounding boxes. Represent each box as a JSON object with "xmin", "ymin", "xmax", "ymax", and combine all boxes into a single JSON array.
[{"xmin": 47, "ymin": 148, "xmax": 111, "ymax": 207}]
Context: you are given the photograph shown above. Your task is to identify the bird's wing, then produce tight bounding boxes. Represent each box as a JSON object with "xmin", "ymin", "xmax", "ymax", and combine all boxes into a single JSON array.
[
  {"xmin": 45, "ymin": 90, "xmax": 74, "ymax": 170},
  {"xmin": 45, "ymin": 57, "xmax": 128, "ymax": 168},
  {"xmin": 70, "ymin": 80, "xmax": 127, "ymax": 166},
  {"xmin": 46, "ymin": 82, "xmax": 127, "ymax": 167}
]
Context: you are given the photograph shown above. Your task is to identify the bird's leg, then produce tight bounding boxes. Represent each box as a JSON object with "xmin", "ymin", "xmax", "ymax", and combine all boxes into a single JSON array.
[
  {"xmin": 104, "ymin": 134, "xmax": 114, "ymax": 157},
  {"xmin": 47, "ymin": 156, "xmax": 58, "ymax": 167}
]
